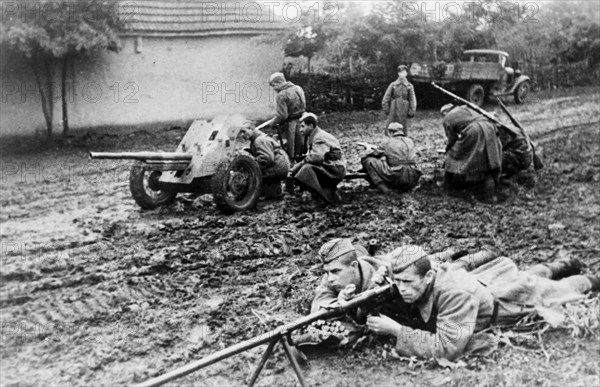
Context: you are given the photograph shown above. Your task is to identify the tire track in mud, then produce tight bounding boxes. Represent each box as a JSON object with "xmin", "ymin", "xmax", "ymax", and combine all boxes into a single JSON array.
[{"xmin": 532, "ymin": 120, "xmax": 599, "ymax": 144}]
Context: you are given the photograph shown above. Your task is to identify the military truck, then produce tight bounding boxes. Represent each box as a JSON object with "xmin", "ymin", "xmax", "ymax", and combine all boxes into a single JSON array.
[{"xmin": 409, "ymin": 49, "xmax": 531, "ymax": 106}]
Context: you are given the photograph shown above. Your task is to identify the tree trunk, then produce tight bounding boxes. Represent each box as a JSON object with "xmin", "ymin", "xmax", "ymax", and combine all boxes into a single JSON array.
[
  {"xmin": 31, "ymin": 52, "xmax": 53, "ymax": 139},
  {"xmin": 307, "ymin": 56, "xmax": 311, "ymax": 73},
  {"xmin": 62, "ymin": 55, "xmax": 69, "ymax": 136}
]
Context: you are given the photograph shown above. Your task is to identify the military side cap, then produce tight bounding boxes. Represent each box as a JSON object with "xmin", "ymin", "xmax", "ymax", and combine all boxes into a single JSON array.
[
  {"xmin": 397, "ymin": 64, "xmax": 409, "ymax": 72},
  {"xmin": 269, "ymin": 72, "xmax": 285, "ymax": 83},
  {"xmin": 319, "ymin": 238, "xmax": 355, "ymax": 264},
  {"xmin": 300, "ymin": 112, "xmax": 318, "ymax": 123},
  {"xmin": 389, "ymin": 245, "xmax": 429, "ymax": 273},
  {"xmin": 440, "ymin": 103, "xmax": 454, "ymax": 115},
  {"xmin": 354, "ymin": 244, "xmax": 368, "ymax": 258},
  {"xmin": 387, "ymin": 122, "xmax": 403, "ymax": 132}
]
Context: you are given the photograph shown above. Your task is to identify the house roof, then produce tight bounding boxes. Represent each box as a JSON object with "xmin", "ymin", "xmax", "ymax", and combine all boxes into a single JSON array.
[{"xmin": 120, "ymin": 0, "xmax": 290, "ymax": 37}]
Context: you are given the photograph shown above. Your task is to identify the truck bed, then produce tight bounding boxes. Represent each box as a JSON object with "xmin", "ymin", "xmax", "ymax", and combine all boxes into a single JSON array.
[{"xmin": 409, "ymin": 62, "xmax": 504, "ymax": 83}]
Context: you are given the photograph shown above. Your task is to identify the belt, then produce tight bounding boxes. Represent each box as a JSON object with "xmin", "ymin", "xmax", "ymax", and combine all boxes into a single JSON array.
[
  {"xmin": 478, "ymin": 279, "xmax": 500, "ymax": 328},
  {"xmin": 325, "ymin": 150, "xmax": 342, "ymax": 161},
  {"xmin": 489, "ymin": 298, "xmax": 499, "ymax": 328},
  {"xmin": 390, "ymin": 161, "xmax": 416, "ymax": 170},
  {"xmin": 286, "ymin": 112, "xmax": 304, "ymax": 121}
]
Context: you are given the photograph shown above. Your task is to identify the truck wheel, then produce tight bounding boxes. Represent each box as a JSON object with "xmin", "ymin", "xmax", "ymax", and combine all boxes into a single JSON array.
[
  {"xmin": 514, "ymin": 81, "xmax": 530, "ymax": 104},
  {"xmin": 211, "ymin": 154, "xmax": 262, "ymax": 214},
  {"xmin": 129, "ymin": 165, "xmax": 177, "ymax": 210},
  {"xmin": 467, "ymin": 84, "xmax": 485, "ymax": 107}
]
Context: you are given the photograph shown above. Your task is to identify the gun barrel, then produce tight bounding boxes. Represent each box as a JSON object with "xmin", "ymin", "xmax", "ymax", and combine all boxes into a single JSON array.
[
  {"xmin": 89, "ymin": 151, "xmax": 192, "ymax": 162},
  {"xmin": 135, "ymin": 284, "xmax": 394, "ymax": 387}
]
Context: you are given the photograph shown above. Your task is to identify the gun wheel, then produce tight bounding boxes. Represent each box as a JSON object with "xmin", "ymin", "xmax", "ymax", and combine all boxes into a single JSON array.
[
  {"xmin": 129, "ymin": 164, "xmax": 177, "ymax": 210},
  {"xmin": 211, "ymin": 154, "xmax": 262, "ymax": 214}
]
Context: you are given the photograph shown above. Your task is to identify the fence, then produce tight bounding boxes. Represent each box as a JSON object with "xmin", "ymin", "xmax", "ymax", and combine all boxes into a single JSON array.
[{"xmin": 289, "ymin": 60, "xmax": 599, "ymax": 113}]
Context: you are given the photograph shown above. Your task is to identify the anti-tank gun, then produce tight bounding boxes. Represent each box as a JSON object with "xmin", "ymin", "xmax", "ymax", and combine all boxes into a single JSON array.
[{"xmin": 90, "ymin": 114, "xmax": 275, "ymax": 214}]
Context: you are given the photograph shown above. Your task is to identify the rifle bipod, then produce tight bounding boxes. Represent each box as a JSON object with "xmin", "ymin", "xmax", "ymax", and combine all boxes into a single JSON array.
[
  {"xmin": 247, "ymin": 335, "xmax": 307, "ymax": 387},
  {"xmin": 134, "ymin": 285, "xmax": 394, "ymax": 387}
]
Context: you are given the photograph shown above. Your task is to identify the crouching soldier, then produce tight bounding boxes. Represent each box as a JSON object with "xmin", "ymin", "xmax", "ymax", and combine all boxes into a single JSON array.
[
  {"xmin": 367, "ymin": 246, "xmax": 596, "ymax": 361},
  {"xmin": 239, "ymin": 126, "xmax": 290, "ymax": 198},
  {"xmin": 361, "ymin": 122, "xmax": 422, "ymax": 194},
  {"xmin": 498, "ymin": 128, "xmax": 533, "ymax": 177},
  {"xmin": 290, "ymin": 113, "xmax": 346, "ymax": 204},
  {"xmin": 440, "ymin": 104, "xmax": 502, "ymax": 197}
]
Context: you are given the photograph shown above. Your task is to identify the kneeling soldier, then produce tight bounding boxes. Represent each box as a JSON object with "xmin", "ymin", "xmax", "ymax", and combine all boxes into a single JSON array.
[
  {"xmin": 361, "ymin": 122, "xmax": 422, "ymax": 194},
  {"xmin": 239, "ymin": 126, "xmax": 290, "ymax": 198},
  {"xmin": 290, "ymin": 113, "xmax": 346, "ymax": 204}
]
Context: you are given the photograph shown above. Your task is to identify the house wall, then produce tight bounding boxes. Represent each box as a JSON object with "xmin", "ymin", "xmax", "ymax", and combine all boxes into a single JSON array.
[{"xmin": 0, "ymin": 35, "xmax": 283, "ymax": 136}]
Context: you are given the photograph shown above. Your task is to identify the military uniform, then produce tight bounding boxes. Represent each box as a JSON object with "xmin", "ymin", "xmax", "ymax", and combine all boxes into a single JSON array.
[
  {"xmin": 498, "ymin": 129, "xmax": 533, "ymax": 176},
  {"xmin": 291, "ymin": 127, "xmax": 346, "ymax": 204},
  {"xmin": 361, "ymin": 131, "xmax": 422, "ymax": 192},
  {"xmin": 311, "ymin": 256, "xmax": 388, "ymax": 315},
  {"xmin": 382, "ymin": 79, "xmax": 417, "ymax": 135},
  {"xmin": 389, "ymin": 257, "xmax": 595, "ymax": 361},
  {"xmin": 248, "ymin": 130, "xmax": 290, "ymax": 181},
  {"xmin": 272, "ymin": 81, "xmax": 306, "ymax": 160},
  {"xmin": 444, "ymin": 116, "xmax": 503, "ymax": 183},
  {"xmin": 442, "ymin": 106, "xmax": 479, "ymax": 151}
]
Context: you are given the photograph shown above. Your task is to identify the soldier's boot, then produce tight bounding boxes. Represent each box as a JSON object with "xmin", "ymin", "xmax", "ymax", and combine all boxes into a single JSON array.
[
  {"xmin": 376, "ymin": 182, "xmax": 394, "ymax": 194},
  {"xmin": 284, "ymin": 177, "xmax": 295, "ymax": 195},
  {"xmin": 454, "ymin": 249, "xmax": 499, "ymax": 271},
  {"xmin": 481, "ymin": 175, "xmax": 497, "ymax": 199},
  {"xmin": 546, "ymin": 257, "xmax": 584, "ymax": 280},
  {"xmin": 585, "ymin": 273, "xmax": 600, "ymax": 291}
]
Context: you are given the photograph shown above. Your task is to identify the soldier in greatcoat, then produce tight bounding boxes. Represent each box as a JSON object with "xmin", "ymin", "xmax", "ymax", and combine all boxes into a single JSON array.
[
  {"xmin": 440, "ymin": 104, "xmax": 502, "ymax": 196},
  {"xmin": 382, "ymin": 65, "xmax": 417, "ymax": 136}
]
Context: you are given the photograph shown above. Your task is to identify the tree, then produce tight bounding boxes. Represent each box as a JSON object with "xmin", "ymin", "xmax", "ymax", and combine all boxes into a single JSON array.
[
  {"xmin": 1, "ymin": 0, "xmax": 122, "ymax": 139},
  {"xmin": 284, "ymin": 25, "xmax": 327, "ymax": 73}
]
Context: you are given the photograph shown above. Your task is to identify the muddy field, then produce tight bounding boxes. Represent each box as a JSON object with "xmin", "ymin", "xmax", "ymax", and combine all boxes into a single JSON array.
[{"xmin": 1, "ymin": 88, "xmax": 599, "ymax": 386}]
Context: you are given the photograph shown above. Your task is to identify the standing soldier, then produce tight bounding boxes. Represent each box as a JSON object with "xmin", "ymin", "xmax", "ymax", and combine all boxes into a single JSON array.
[
  {"xmin": 382, "ymin": 65, "xmax": 417, "ymax": 136},
  {"xmin": 264, "ymin": 72, "xmax": 306, "ymax": 193},
  {"xmin": 264, "ymin": 73, "xmax": 306, "ymax": 160}
]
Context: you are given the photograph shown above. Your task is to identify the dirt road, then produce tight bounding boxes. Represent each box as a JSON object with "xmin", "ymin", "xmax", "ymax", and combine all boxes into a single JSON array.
[{"xmin": 1, "ymin": 88, "xmax": 599, "ymax": 386}]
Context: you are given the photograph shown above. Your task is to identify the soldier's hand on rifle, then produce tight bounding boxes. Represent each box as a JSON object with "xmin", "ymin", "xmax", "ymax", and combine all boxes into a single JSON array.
[
  {"xmin": 289, "ymin": 161, "xmax": 303, "ymax": 177},
  {"xmin": 372, "ymin": 266, "xmax": 388, "ymax": 286},
  {"xmin": 366, "ymin": 314, "xmax": 402, "ymax": 337},
  {"xmin": 337, "ymin": 284, "xmax": 356, "ymax": 303}
]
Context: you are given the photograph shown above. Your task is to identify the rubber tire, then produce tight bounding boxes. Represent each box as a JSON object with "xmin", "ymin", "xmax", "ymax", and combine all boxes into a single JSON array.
[
  {"xmin": 211, "ymin": 154, "xmax": 262, "ymax": 214},
  {"xmin": 129, "ymin": 165, "xmax": 177, "ymax": 210},
  {"xmin": 514, "ymin": 81, "xmax": 530, "ymax": 104},
  {"xmin": 466, "ymin": 84, "xmax": 485, "ymax": 107}
]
